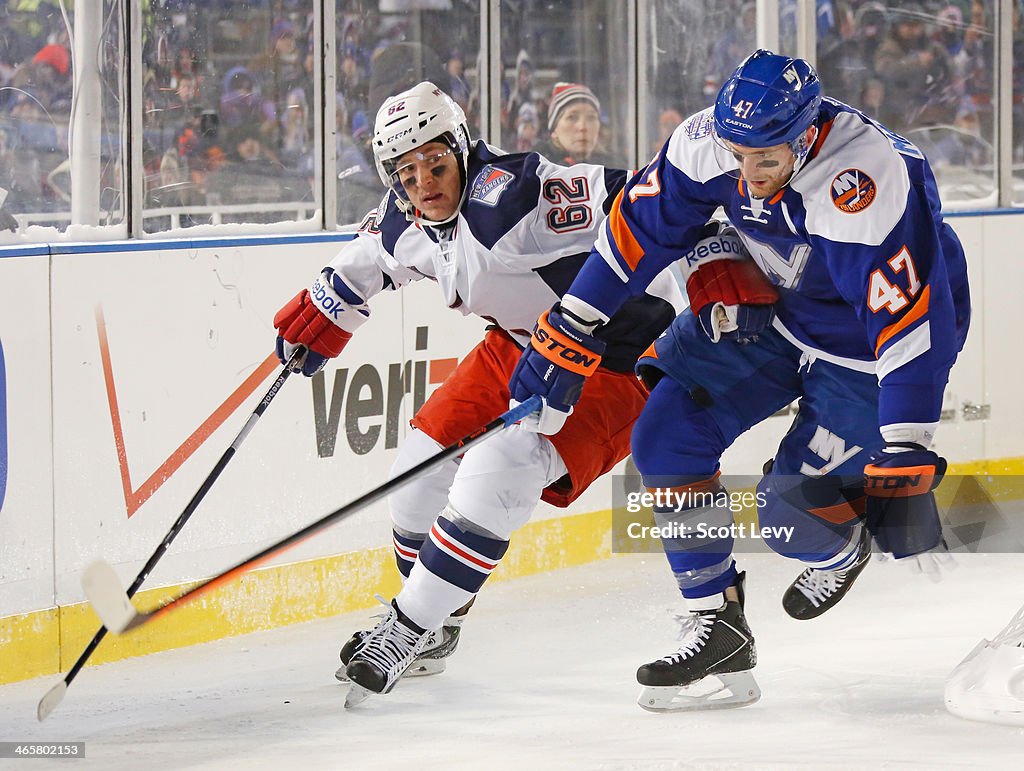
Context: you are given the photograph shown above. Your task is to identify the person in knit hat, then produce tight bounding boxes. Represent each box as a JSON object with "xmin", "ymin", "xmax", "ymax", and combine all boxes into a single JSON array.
[{"xmin": 533, "ymin": 81, "xmax": 613, "ymax": 166}]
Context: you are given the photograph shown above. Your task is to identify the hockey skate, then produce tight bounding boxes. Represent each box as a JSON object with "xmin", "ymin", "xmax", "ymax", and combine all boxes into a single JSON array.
[
  {"xmin": 636, "ymin": 572, "xmax": 760, "ymax": 712},
  {"xmin": 782, "ymin": 527, "xmax": 872, "ymax": 620},
  {"xmin": 335, "ymin": 598, "xmax": 471, "ymax": 682},
  {"xmin": 343, "ymin": 597, "xmax": 437, "ymax": 707}
]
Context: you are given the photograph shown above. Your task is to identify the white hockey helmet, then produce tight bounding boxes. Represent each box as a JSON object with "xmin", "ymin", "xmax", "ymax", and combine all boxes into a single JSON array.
[{"xmin": 372, "ymin": 82, "xmax": 471, "ymax": 225}]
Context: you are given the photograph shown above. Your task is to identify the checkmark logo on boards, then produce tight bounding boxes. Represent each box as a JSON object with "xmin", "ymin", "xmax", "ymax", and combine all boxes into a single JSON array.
[{"xmin": 95, "ymin": 306, "xmax": 277, "ymax": 517}]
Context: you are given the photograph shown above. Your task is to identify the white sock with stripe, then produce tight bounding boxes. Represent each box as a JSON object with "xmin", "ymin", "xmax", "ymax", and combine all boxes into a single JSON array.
[{"xmin": 396, "ymin": 510, "xmax": 509, "ymax": 631}]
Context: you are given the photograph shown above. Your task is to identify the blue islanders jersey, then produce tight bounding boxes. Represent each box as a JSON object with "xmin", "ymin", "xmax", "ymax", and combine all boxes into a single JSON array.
[
  {"xmin": 323, "ymin": 140, "xmax": 683, "ymax": 372},
  {"xmin": 567, "ymin": 99, "xmax": 970, "ymax": 433}
]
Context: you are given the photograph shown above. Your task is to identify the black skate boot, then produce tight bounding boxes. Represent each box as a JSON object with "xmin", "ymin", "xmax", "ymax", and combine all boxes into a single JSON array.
[
  {"xmin": 636, "ymin": 572, "xmax": 760, "ymax": 712},
  {"xmin": 335, "ymin": 597, "xmax": 473, "ymax": 682},
  {"xmin": 344, "ymin": 597, "xmax": 435, "ymax": 707},
  {"xmin": 782, "ymin": 527, "xmax": 872, "ymax": 620}
]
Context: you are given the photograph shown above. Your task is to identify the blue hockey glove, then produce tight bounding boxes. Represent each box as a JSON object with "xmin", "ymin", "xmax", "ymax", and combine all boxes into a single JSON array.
[
  {"xmin": 864, "ymin": 443, "xmax": 947, "ymax": 559},
  {"xmin": 508, "ymin": 303, "xmax": 606, "ymax": 435}
]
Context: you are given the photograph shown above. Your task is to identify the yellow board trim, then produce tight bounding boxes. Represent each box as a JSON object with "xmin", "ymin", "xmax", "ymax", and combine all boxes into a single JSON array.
[{"xmin": 0, "ymin": 506, "xmax": 614, "ymax": 686}]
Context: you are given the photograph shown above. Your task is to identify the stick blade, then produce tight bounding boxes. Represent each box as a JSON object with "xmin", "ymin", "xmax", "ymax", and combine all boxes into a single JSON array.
[
  {"xmin": 82, "ymin": 561, "xmax": 137, "ymax": 634},
  {"xmin": 37, "ymin": 680, "xmax": 67, "ymax": 722}
]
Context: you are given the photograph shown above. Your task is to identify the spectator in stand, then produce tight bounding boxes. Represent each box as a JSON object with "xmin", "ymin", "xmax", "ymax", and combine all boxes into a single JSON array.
[
  {"xmin": 158, "ymin": 72, "xmax": 200, "ymax": 146},
  {"xmin": 503, "ymin": 49, "xmax": 537, "ymax": 146},
  {"xmin": 10, "ymin": 41, "xmax": 72, "ymax": 112},
  {"xmin": 925, "ymin": 100, "xmax": 990, "ymax": 168},
  {"xmin": 858, "ymin": 77, "xmax": 887, "ymax": 119},
  {"xmin": 251, "ymin": 18, "xmax": 306, "ymax": 143},
  {"xmin": 280, "ymin": 86, "xmax": 310, "ymax": 167},
  {"xmin": 446, "ymin": 49, "xmax": 471, "ymax": 112},
  {"xmin": 533, "ymin": 82, "xmax": 613, "ymax": 166},
  {"xmin": 650, "ymin": 107, "xmax": 683, "ymax": 157},
  {"xmin": 177, "ymin": 108, "xmax": 227, "ymax": 196},
  {"xmin": 206, "ymin": 124, "xmax": 306, "ymax": 221},
  {"xmin": 339, "ymin": 42, "xmax": 369, "ymax": 118},
  {"xmin": 169, "ymin": 45, "xmax": 203, "ymax": 97},
  {"xmin": 515, "ymin": 102, "xmax": 539, "ymax": 153},
  {"xmin": 855, "ymin": 1, "xmax": 891, "ymax": 64},
  {"xmin": 817, "ymin": 1, "xmax": 875, "ymax": 108},
  {"xmin": 874, "ymin": 3, "xmax": 958, "ymax": 133},
  {"xmin": 218, "ymin": 66, "xmax": 277, "ymax": 141},
  {"xmin": 335, "ymin": 109, "xmax": 380, "ymax": 225}
]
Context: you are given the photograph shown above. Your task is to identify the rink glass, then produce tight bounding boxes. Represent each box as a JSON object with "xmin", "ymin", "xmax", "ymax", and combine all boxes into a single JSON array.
[{"xmin": 0, "ymin": 1, "xmax": 1015, "ymax": 239}]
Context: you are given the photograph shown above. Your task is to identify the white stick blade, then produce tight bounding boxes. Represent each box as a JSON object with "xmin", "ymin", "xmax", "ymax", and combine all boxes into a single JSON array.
[
  {"xmin": 82, "ymin": 561, "xmax": 137, "ymax": 634},
  {"xmin": 37, "ymin": 680, "xmax": 67, "ymax": 722}
]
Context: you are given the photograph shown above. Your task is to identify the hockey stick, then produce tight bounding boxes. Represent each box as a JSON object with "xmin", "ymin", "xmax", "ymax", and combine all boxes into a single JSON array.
[
  {"xmin": 81, "ymin": 395, "xmax": 543, "ymax": 636},
  {"xmin": 37, "ymin": 348, "xmax": 303, "ymax": 721}
]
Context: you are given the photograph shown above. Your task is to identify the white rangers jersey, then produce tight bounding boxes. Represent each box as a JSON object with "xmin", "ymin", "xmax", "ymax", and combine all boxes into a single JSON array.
[{"xmin": 322, "ymin": 140, "xmax": 684, "ymax": 372}]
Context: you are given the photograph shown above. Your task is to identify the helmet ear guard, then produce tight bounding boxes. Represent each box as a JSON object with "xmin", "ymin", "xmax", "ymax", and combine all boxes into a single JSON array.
[{"xmin": 372, "ymin": 82, "xmax": 471, "ymax": 225}]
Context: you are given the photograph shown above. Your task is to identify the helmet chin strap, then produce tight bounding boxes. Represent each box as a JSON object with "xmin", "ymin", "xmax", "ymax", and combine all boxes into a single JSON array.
[{"xmin": 784, "ymin": 124, "xmax": 818, "ymax": 187}]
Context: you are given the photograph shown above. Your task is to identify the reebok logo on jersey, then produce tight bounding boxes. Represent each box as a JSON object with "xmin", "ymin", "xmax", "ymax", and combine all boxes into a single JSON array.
[
  {"xmin": 470, "ymin": 166, "xmax": 515, "ymax": 206},
  {"xmin": 830, "ymin": 169, "xmax": 877, "ymax": 213}
]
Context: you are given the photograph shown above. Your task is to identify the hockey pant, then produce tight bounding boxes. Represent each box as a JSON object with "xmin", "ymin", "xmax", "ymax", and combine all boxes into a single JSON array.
[
  {"xmin": 632, "ymin": 314, "xmax": 884, "ymax": 599},
  {"xmin": 385, "ymin": 328, "xmax": 645, "ymax": 630}
]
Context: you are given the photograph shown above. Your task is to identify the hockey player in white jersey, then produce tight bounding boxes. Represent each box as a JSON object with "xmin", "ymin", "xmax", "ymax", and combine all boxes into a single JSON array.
[
  {"xmin": 272, "ymin": 82, "xmax": 771, "ymax": 706},
  {"xmin": 509, "ymin": 51, "xmax": 971, "ymax": 711}
]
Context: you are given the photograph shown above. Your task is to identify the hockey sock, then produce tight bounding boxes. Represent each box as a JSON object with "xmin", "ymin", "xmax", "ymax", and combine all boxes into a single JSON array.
[
  {"xmin": 644, "ymin": 475, "xmax": 739, "ymax": 600},
  {"xmin": 397, "ymin": 512, "xmax": 509, "ymax": 631},
  {"xmin": 393, "ymin": 528, "xmax": 426, "ymax": 579},
  {"xmin": 798, "ymin": 524, "xmax": 865, "ymax": 572}
]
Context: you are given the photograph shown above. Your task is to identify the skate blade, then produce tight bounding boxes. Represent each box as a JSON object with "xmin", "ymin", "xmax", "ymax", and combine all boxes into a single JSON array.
[
  {"xmin": 335, "ymin": 657, "xmax": 444, "ymax": 683},
  {"xmin": 405, "ymin": 658, "xmax": 446, "ymax": 677},
  {"xmin": 638, "ymin": 671, "xmax": 761, "ymax": 713},
  {"xmin": 344, "ymin": 684, "xmax": 373, "ymax": 708}
]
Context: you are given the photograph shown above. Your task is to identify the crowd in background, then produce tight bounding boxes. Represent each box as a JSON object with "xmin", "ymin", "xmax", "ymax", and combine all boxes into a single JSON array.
[
  {"xmin": 680, "ymin": 0, "xmax": 1002, "ymax": 169},
  {"xmin": 0, "ymin": 0, "xmax": 1017, "ymax": 230}
]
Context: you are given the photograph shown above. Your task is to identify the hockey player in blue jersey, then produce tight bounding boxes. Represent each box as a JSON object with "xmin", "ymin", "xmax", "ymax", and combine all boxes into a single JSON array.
[{"xmin": 509, "ymin": 50, "xmax": 971, "ymax": 711}]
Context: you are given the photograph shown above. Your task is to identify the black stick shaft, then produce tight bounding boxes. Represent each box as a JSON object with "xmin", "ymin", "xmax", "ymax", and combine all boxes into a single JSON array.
[
  {"xmin": 61, "ymin": 352, "xmax": 300, "ymax": 685},
  {"xmin": 133, "ymin": 395, "xmax": 542, "ymax": 628}
]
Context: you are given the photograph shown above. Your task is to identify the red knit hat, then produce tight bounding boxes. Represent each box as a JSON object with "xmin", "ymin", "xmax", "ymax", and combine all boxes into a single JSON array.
[
  {"xmin": 547, "ymin": 82, "xmax": 600, "ymax": 131},
  {"xmin": 33, "ymin": 44, "xmax": 70, "ymax": 76}
]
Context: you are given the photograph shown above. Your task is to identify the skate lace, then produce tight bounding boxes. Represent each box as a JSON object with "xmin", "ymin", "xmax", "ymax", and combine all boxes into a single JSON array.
[
  {"xmin": 358, "ymin": 596, "xmax": 430, "ymax": 678},
  {"xmin": 659, "ymin": 612, "xmax": 715, "ymax": 664},
  {"xmin": 795, "ymin": 568, "xmax": 845, "ymax": 607}
]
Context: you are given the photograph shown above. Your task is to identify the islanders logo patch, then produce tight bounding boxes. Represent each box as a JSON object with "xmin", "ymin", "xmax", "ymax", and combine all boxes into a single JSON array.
[
  {"xmin": 830, "ymin": 168, "xmax": 877, "ymax": 213},
  {"xmin": 470, "ymin": 165, "xmax": 515, "ymax": 206},
  {"xmin": 683, "ymin": 109, "xmax": 715, "ymax": 141}
]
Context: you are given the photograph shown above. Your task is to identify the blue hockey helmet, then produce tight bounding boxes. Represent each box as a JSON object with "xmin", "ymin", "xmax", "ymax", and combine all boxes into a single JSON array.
[{"xmin": 713, "ymin": 50, "xmax": 822, "ymax": 150}]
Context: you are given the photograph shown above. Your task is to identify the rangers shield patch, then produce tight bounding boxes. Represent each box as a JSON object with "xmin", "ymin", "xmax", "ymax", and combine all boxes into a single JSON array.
[{"xmin": 470, "ymin": 165, "xmax": 515, "ymax": 206}]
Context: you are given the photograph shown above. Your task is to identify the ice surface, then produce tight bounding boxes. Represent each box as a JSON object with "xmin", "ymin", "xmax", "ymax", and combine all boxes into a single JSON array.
[{"xmin": 3, "ymin": 552, "xmax": 1024, "ymax": 770}]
